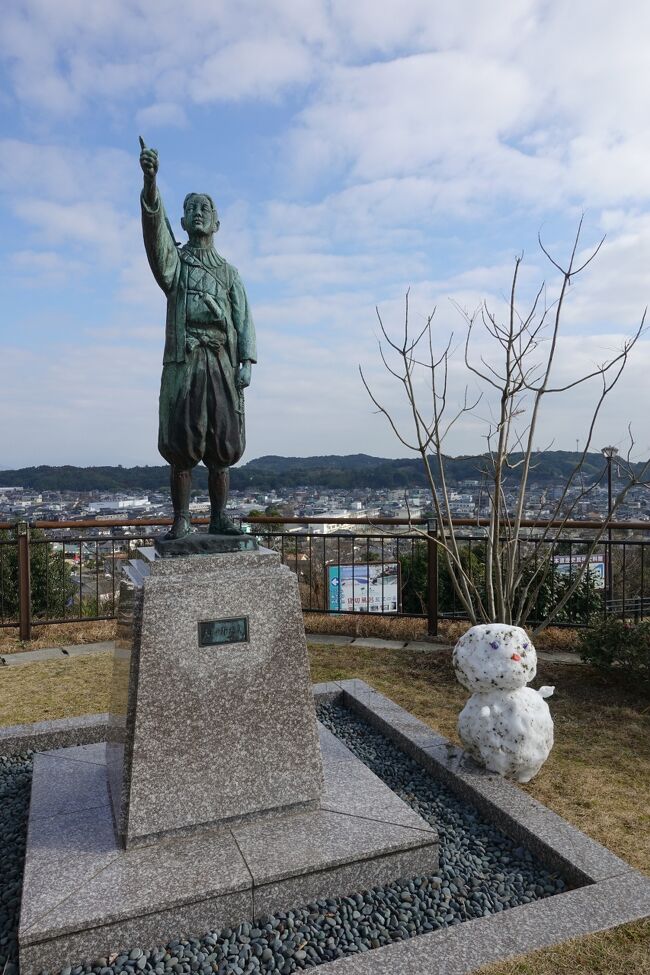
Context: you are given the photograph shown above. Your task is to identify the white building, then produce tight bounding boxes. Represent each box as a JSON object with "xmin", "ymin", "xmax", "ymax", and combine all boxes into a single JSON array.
[{"xmin": 88, "ymin": 498, "xmax": 151, "ymax": 512}]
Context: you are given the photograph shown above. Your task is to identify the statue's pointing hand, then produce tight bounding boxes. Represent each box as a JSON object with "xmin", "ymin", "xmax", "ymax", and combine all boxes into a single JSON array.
[{"xmin": 139, "ymin": 136, "xmax": 159, "ymax": 178}]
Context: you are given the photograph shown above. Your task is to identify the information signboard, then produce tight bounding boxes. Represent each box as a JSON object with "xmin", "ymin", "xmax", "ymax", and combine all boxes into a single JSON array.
[
  {"xmin": 553, "ymin": 554, "xmax": 605, "ymax": 589},
  {"xmin": 326, "ymin": 563, "xmax": 400, "ymax": 613}
]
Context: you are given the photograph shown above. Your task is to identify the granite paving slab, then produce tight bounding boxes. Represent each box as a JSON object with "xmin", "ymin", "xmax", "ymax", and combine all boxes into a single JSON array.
[
  {"xmin": 0, "ymin": 713, "xmax": 109, "ymax": 757},
  {"xmin": 318, "ymin": 722, "xmax": 356, "ymax": 764},
  {"xmin": 20, "ymin": 891, "xmax": 255, "ymax": 975},
  {"xmin": 20, "ymin": 803, "xmax": 121, "ymax": 933},
  {"xmin": 312, "ymin": 681, "xmax": 344, "ymax": 704},
  {"xmin": 28, "ymin": 752, "xmax": 110, "ymax": 821},
  {"xmin": 22, "ymin": 828, "xmax": 252, "ymax": 941},
  {"xmin": 232, "ymin": 807, "xmax": 436, "ymax": 887},
  {"xmin": 44, "ymin": 742, "xmax": 107, "ymax": 765},
  {"xmin": 252, "ymin": 844, "xmax": 439, "ymax": 920},
  {"xmin": 321, "ymin": 758, "xmax": 435, "ymax": 833}
]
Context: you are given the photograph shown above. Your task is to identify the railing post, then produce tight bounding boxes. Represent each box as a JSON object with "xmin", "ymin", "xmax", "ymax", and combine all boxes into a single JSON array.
[
  {"xmin": 17, "ymin": 521, "xmax": 32, "ymax": 642},
  {"xmin": 426, "ymin": 519, "xmax": 438, "ymax": 637}
]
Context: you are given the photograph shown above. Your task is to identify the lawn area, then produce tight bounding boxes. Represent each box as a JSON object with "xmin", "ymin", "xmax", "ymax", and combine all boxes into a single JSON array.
[
  {"xmin": 0, "ymin": 652, "xmax": 113, "ymax": 726},
  {"xmin": 0, "ymin": 641, "xmax": 648, "ymax": 973}
]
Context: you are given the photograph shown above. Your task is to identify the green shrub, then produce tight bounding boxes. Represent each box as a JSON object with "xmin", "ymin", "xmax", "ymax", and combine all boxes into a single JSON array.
[{"xmin": 578, "ymin": 617, "xmax": 650, "ymax": 681}]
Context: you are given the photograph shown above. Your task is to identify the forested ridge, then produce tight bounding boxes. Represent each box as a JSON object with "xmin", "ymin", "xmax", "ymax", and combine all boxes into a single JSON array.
[{"xmin": 0, "ymin": 451, "xmax": 641, "ymax": 492}]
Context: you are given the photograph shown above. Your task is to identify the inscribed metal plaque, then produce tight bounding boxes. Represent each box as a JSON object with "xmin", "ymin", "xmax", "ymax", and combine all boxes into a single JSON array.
[{"xmin": 198, "ymin": 616, "xmax": 249, "ymax": 647}]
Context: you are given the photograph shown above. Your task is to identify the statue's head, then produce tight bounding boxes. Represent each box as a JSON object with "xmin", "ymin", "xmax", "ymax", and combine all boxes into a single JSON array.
[{"xmin": 181, "ymin": 192, "xmax": 220, "ymax": 238}]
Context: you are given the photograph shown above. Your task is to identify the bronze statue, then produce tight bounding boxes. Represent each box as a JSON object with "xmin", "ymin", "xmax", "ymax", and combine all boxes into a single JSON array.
[{"xmin": 139, "ymin": 139, "xmax": 256, "ymax": 541}]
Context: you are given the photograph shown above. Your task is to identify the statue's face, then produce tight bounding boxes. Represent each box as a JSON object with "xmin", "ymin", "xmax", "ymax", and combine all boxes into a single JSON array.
[{"xmin": 182, "ymin": 194, "xmax": 219, "ymax": 236}]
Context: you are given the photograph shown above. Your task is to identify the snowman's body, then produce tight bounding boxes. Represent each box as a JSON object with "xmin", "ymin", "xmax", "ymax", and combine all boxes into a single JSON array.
[{"xmin": 453, "ymin": 623, "xmax": 554, "ymax": 783}]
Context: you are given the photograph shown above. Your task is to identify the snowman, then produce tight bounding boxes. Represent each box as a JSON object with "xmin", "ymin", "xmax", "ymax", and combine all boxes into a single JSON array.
[{"xmin": 452, "ymin": 623, "xmax": 554, "ymax": 783}]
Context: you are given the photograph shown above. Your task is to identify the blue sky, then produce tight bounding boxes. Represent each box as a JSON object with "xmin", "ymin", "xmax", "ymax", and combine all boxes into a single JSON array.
[{"xmin": 1, "ymin": 0, "xmax": 650, "ymax": 468}]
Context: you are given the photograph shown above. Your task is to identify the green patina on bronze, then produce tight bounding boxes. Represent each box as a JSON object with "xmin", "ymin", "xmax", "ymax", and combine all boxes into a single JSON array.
[{"xmin": 139, "ymin": 138, "xmax": 256, "ymax": 542}]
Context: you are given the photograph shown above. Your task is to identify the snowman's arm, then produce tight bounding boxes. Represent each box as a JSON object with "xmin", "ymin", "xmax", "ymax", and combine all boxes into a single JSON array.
[{"xmin": 537, "ymin": 685, "xmax": 555, "ymax": 699}]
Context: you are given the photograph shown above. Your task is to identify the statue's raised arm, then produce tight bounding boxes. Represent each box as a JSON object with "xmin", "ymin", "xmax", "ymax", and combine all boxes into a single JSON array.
[{"xmin": 139, "ymin": 138, "xmax": 179, "ymax": 295}]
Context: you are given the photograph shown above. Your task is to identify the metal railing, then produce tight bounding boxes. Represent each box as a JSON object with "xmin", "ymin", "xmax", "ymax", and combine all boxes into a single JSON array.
[{"xmin": 2, "ymin": 515, "xmax": 650, "ymax": 639}]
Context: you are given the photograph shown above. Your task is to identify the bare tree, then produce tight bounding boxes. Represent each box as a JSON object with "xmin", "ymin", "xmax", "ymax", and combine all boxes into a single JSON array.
[{"xmin": 360, "ymin": 221, "xmax": 650, "ymax": 632}]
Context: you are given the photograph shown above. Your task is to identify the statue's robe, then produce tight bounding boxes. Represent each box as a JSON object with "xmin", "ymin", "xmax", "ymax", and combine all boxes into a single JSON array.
[{"xmin": 141, "ymin": 190, "xmax": 257, "ymax": 470}]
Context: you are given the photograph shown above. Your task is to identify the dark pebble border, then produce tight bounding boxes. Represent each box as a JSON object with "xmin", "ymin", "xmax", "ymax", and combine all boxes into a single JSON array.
[{"xmin": 0, "ymin": 700, "xmax": 568, "ymax": 975}]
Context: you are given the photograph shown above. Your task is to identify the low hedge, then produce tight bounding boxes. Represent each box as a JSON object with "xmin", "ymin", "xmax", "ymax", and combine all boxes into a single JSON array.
[{"xmin": 578, "ymin": 616, "xmax": 650, "ymax": 682}]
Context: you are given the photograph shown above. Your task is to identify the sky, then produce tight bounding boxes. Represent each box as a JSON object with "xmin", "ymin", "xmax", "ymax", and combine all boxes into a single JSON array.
[{"xmin": 1, "ymin": 0, "xmax": 650, "ymax": 468}]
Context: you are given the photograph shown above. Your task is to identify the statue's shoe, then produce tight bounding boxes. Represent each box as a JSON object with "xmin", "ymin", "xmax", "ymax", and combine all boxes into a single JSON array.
[
  {"xmin": 208, "ymin": 516, "xmax": 242, "ymax": 536},
  {"xmin": 162, "ymin": 516, "xmax": 193, "ymax": 541}
]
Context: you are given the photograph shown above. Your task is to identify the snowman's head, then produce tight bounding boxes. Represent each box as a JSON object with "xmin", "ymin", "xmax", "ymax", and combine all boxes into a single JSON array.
[{"xmin": 452, "ymin": 623, "xmax": 536, "ymax": 692}]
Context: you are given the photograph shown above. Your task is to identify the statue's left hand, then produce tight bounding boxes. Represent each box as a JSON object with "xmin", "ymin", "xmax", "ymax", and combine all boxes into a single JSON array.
[{"xmin": 237, "ymin": 361, "xmax": 252, "ymax": 390}]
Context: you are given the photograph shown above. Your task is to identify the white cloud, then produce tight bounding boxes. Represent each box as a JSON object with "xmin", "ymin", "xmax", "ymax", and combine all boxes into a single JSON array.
[
  {"xmin": 553, "ymin": 212, "xmax": 650, "ymax": 331},
  {"xmin": 0, "ymin": 141, "xmax": 133, "ymax": 204},
  {"xmin": 328, "ymin": 0, "xmax": 538, "ymax": 59},
  {"xmin": 12, "ymin": 198, "xmax": 139, "ymax": 264},
  {"xmin": 0, "ymin": 342, "xmax": 159, "ymax": 467},
  {"xmin": 10, "ymin": 249, "xmax": 87, "ymax": 283},
  {"xmin": 280, "ymin": 2, "xmax": 650, "ymax": 214},
  {"xmin": 135, "ymin": 102, "xmax": 187, "ymax": 129},
  {"xmin": 189, "ymin": 38, "xmax": 315, "ymax": 103},
  {"xmin": 0, "ymin": 0, "xmax": 330, "ymax": 117}
]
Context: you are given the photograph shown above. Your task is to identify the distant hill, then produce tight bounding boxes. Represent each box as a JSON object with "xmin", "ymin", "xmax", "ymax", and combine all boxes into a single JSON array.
[
  {"xmin": 0, "ymin": 451, "xmax": 642, "ymax": 493},
  {"xmin": 243, "ymin": 454, "xmax": 389, "ymax": 472}
]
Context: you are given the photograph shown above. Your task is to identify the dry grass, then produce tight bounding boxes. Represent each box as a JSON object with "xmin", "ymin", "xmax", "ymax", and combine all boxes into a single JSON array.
[
  {"xmin": 0, "ymin": 621, "xmax": 116, "ymax": 654},
  {"xmin": 476, "ymin": 919, "xmax": 650, "ymax": 975},
  {"xmin": 304, "ymin": 613, "xmax": 581, "ymax": 654},
  {"xmin": 305, "ymin": 612, "xmax": 431, "ymax": 642},
  {"xmin": 0, "ymin": 652, "xmax": 112, "ymax": 726},
  {"xmin": 2, "ymin": 615, "xmax": 580, "ymax": 657}
]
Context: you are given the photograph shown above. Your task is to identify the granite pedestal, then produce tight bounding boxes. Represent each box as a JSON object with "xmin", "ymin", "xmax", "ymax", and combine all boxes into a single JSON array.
[
  {"xmin": 107, "ymin": 546, "xmax": 324, "ymax": 847},
  {"xmin": 19, "ymin": 548, "xmax": 439, "ymax": 974}
]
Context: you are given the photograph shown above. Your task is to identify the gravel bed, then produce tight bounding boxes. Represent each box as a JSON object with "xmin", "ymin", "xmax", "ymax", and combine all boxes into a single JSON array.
[{"xmin": 0, "ymin": 704, "xmax": 567, "ymax": 975}]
